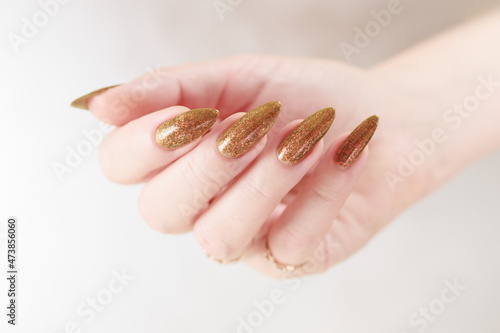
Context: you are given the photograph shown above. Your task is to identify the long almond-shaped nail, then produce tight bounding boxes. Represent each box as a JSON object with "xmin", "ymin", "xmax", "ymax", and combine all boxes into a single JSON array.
[
  {"xmin": 70, "ymin": 85, "xmax": 120, "ymax": 110},
  {"xmin": 156, "ymin": 108, "xmax": 219, "ymax": 149},
  {"xmin": 277, "ymin": 107, "xmax": 335, "ymax": 165},
  {"xmin": 335, "ymin": 115, "xmax": 379, "ymax": 168},
  {"xmin": 217, "ymin": 101, "xmax": 281, "ymax": 158}
]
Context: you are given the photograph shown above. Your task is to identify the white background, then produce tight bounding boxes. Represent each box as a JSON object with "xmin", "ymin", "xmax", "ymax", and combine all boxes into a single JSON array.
[{"xmin": 1, "ymin": 0, "xmax": 500, "ymax": 332}]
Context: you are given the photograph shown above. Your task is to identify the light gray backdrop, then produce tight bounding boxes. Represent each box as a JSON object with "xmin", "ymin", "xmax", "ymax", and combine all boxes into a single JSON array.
[{"xmin": 1, "ymin": 0, "xmax": 499, "ymax": 332}]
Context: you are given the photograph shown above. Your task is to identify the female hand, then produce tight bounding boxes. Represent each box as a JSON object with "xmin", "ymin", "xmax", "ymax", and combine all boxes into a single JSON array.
[{"xmin": 73, "ymin": 55, "xmax": 459, "ymax": 278}]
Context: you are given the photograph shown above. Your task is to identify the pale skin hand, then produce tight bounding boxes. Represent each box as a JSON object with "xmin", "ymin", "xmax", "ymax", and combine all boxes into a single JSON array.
[{"xmin": 87, "ymin": 8, "xmax": 500, "ymax": 278}]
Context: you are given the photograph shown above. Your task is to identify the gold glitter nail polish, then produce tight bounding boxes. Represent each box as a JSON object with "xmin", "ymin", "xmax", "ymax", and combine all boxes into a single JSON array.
[
  {"xmin": 155, "ymin": 108, "xmax": 220, "ymax": 149},
  {"xmin": 217, "ymin": 101, "xmax": 281, "ymax": 158},
  {"xmin": 70, "ymin": 85, "xmax": 120, "ymax": 110},
  {"xmin": 277, "ymin": 107, "xmax": 335, "ymax": 165},
  {"xmin": 335, "ymin": 115, "xmax": 379, "ymax": 168}
]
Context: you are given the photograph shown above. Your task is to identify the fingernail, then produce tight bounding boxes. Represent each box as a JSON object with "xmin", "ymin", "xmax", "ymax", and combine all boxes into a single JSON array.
[
  {"xmin": 217, "ymin": 101, "xmax": 281, "ymax": 158},
  {"xmin": 156, "ymin": 108, "xmax": 220, "ymax": 149},
  {"xmin": 335, "ymin": 115, "xmax": 379, "ymax": 168},
  {"xmin": 70, "ymin": 85, "xmax": 120, "ymax": 110},
  {"xmin": 277, "ymin": 107, "xmax": 335, "ymax": 165}
]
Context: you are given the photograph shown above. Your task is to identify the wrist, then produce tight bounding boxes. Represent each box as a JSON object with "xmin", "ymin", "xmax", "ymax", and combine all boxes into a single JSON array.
[{"xmin": 364, "ymin": 65, "xmax": 500, "ymax": 206}]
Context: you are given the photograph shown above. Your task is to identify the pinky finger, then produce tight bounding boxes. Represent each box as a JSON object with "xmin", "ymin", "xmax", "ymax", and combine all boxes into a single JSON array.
[{"xmin": 262, "ymin": 115, "xmax": 379, "ymax": 274}]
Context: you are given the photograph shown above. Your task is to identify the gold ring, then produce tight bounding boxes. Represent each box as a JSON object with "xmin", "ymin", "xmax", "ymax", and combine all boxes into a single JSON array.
[
  {"xmin": 203, "ymin": 249, "xmax": 243, "ymax": 265},
  {"xmin": 263, "ymin": 239, "xmax": 306, "ymax": 272}
]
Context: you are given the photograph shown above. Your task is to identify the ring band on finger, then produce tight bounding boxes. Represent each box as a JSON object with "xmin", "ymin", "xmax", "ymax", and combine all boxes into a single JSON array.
[
  {"xmin": 203, "ymin": 249, "xmax": 244, "ymax": 265},
  {"xmin": 263, "ymin": 239, "xmax": 307, "ymax": 272}
]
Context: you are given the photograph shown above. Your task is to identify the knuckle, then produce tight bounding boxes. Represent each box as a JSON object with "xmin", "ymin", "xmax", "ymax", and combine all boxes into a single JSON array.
[
  {"xmin": 137, "ymin": 190, "xmax": 190, "ymax": 234},
  {"xmin": 98, "ymin": 131, "xmax": 141, "ymax": 184},
  {"xmin": 281, "ymin": 223, "xmax": 317, "ymax": 250},
  {"xmin": 241, "ymin": 173, "xmax": 274, "ymax": 201},
  {"xmin": 310, "ymin": 183, "xmax": 342, "ymax": 206},
  {"xmin": 182, "ymin": 154, "xmax": 215, "ymax": 189},
  {"xmin": 98, "ymin": 140, "xmax": 120, "ymax": 183},
  {"xmin": 194, "ymin": 223, "xmax": 239, "ymax": 260}
]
